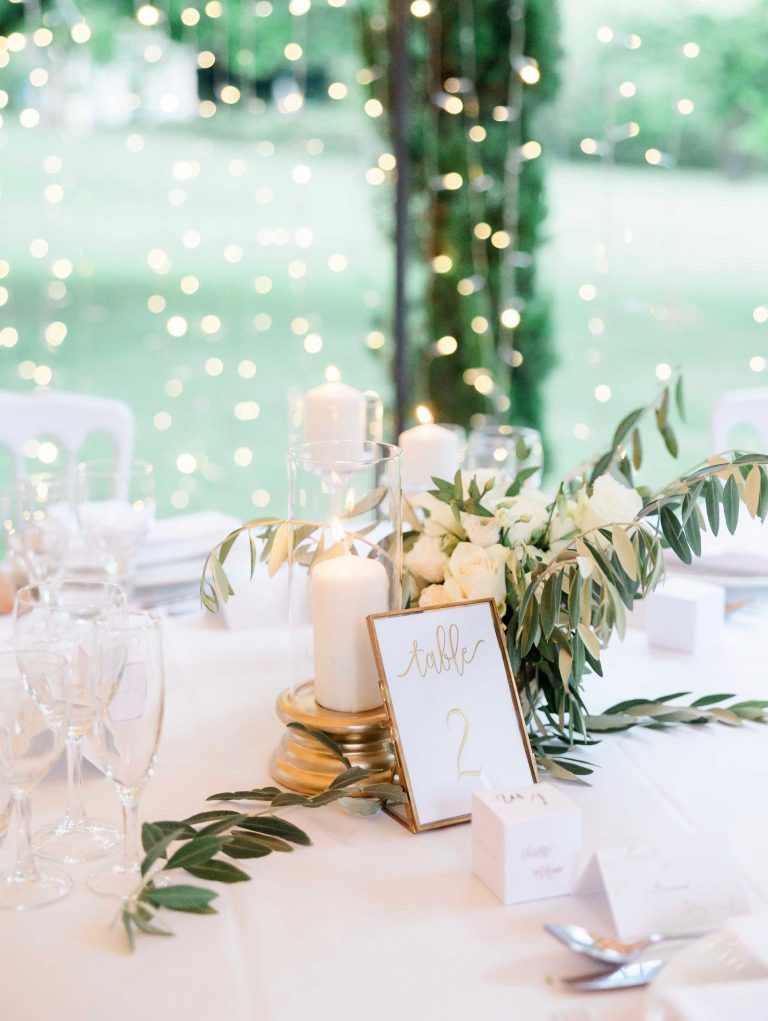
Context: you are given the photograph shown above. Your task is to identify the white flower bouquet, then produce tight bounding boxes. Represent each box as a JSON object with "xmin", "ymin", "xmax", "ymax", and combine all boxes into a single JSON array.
[{"xmin": 203, "ymin": 378, "xmax": 768, "ymax": 779}]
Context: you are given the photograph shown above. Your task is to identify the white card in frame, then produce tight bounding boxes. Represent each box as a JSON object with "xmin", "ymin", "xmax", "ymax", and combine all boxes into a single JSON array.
[{"xmin": 367, "ymin": 598, "xmax": 537, "ymax": 833}]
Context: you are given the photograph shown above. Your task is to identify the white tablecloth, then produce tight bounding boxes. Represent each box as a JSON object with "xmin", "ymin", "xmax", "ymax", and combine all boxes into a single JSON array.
[{"xmin": 2, "ymin": 602, "xmax": 767, "ymax": 1021}]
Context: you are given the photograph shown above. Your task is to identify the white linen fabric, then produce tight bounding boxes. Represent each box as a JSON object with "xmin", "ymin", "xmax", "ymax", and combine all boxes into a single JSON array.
[{"xmin": 2, "ymin": 596, "xmax": 767, "ymax": 1021}]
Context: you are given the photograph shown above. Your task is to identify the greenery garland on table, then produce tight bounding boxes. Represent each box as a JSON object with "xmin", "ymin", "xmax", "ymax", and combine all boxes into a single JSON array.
[
  {"xmin": 122, "ymin": 724, "xmax": 407, "ymax": 949},
  {"xmin": 200, "ymin": 375, "xmax": 768, "ymax": 786}
]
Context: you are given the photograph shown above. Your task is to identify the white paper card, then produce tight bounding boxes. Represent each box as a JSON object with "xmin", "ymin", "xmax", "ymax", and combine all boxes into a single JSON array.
[
  {"xmin": 368, "ymin": 599, "xmax": 536, "ymax": 831},
  {"xmin": 596, "ymin": 835, "xmax": 749, "ymax": 940},
  {"xmin": 472, "ymin": 783, "xmax": 582, "ymax": 904}
]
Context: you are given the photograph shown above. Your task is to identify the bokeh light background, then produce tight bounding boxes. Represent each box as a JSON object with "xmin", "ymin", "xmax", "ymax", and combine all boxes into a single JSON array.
[{"xmin": 1, "ymin": 0, "xmax": 766, "ymax": 518}]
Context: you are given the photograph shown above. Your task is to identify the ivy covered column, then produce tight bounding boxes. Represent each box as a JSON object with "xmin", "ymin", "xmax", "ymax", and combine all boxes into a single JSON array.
[{"xmin": 361, "ymin": 0, "xmax": 560, "ymax": 434}]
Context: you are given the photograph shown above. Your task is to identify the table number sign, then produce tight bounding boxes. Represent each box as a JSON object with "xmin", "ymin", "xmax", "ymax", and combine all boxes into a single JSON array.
[{"xmin": 367, "ymin": 598, "xmax": 536, "ymax": 832}]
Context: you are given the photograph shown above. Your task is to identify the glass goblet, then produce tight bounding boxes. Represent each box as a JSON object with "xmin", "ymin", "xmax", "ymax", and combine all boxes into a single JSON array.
[
  {"xmin": 75, "ymin": 459, "xmax": 156, "ymax": 589},
  {"xmin": 88, "ymin": 611, "xmax": 164, "ymax": 898},
  {"xmin": 14, "ymin": 580, "xmax": 125, "ymax": 863},
  {"xmin": 465, "ymin": 424, "xmax": 543, "ymax": 486},
  {"xmin": 1, "ymin": 474, "xmax": 71, "ymax": 590},
  {"xmin": 0, "ymin": 649, "xmax": 72, "ymax": 910}
]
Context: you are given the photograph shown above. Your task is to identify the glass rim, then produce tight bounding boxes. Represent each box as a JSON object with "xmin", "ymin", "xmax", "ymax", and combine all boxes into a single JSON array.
[
  {"xmin": 1, "ymin": 473, "xmax": 69, "ymax": 496},
  {"xmin": 288, "ymin": 440, "xmax": 401, "ymax": 468},
  {"xmin": 99, "ymin": 609, "xmax": 161, "ymax": 632},
  {"xmin": 76, "ymin": 458, "xmax": 154, "ymax": 478},
  {"xmin": 469, "ymin": 424, "xmax": 542, "ymax": 439},
  {"xmin": 15, "ymin": 579, "xmax": 125, "ymax": 608}
]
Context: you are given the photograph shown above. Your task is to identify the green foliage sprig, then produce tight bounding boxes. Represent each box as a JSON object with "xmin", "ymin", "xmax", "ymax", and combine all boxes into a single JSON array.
[{"xmin": 121, "ymin": 725, "xmax": 407, "ymax": 950}]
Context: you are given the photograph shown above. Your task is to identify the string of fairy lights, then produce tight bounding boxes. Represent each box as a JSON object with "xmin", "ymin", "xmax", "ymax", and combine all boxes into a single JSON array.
[
  {"xmin": 1, "ymin": 2, "xmax": 762, "ymax": 501},
  {"xmin": 415, "ymin": 0, "xmax": 539, "ymax": 419},
  {"xmin": 0, "ymin": 0, "xmax": 400, "ymax": 514}
]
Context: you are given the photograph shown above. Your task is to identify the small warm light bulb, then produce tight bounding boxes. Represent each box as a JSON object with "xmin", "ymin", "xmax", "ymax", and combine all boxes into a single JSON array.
[
  {"xmin": 325, "ymin": 365, "xmax": 341, "ymax": 383},
  {"xmin": 416, "ymin": 404, "xmax": 433, "ymax": 425}
]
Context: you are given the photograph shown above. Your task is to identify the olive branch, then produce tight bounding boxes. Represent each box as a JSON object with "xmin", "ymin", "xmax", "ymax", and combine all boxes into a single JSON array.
[{"xmin": 121, "ymin": 723, "xmax": 407, "ymax": 950}]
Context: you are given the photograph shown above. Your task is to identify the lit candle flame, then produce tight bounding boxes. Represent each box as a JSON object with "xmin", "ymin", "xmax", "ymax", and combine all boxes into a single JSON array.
[
  {"xmin": 331, "ymin": 517, "xmax": 348, "ymax": 548},
  {"xmin": 325, "ymin": 365, "xmax": 341, "ymax": 384},
  {"xmin": 415, "ymin": 404, "xmax": 433, "ymax": 425}
]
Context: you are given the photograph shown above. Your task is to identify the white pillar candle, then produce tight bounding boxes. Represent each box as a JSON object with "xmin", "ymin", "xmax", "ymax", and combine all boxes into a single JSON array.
[
  {"xmin": 398, "ymin": 407, "xmax": 461, "ymax": 492},
  {"xmin": 312, "ymin": 552, "xmax": 389, "ymax": 712},
  {"xmin": 303, "ymin": 370, "xmax": 366, "ymax": 447}
]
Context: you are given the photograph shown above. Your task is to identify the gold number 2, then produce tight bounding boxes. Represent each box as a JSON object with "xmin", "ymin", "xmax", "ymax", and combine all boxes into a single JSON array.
[{"xmin": 446, "ymin": 708, "xmax": 482, "ymax": 781}]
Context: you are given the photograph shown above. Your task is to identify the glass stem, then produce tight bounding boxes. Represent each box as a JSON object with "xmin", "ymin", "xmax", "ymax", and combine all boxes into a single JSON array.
[
  {"xmin": 119, "ymin": 790, "xmax": 141, "ymax": 866},
  {"xmin": 65, "ymin": 736, "xmax": 87, "ymax": 826},
  {"xmin": 13, "ymin": 791, "xmax": 38, "ymax": 880}
]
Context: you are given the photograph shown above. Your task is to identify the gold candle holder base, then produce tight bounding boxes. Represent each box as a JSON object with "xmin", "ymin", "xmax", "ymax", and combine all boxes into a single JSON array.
[{"xmin": 269, "ymin": 682, "xmax": 396, "ymax": 795}]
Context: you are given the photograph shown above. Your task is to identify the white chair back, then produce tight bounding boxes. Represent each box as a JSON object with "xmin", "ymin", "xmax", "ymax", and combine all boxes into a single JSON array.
[
  {"xmin": 711, "ymin": 388, "xmax": 768, "ymax": 453},
  {"xmin": 0, "ymin": 389, "xmax": 135, "ymax": 484}
]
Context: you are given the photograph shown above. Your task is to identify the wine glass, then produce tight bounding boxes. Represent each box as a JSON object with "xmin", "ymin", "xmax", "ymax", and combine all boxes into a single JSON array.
[
  {"xmin": 14, "ymin": 580, "xmax": 125, "ymax": 863},
  {"xmin": 75, "ymin": 460, "xmax": 155, "ymax": 588},
  {"xmin": 1, "ymin": 474, "xmax": 71, "ymax": 589},
  {"xmin": 88, "ymin": 611, "xmax": 164, "ymax": 898},
  {"xmin": 0, "ymin": 648, "xmax": 71, "ymax": 910},
  {"xmin": 465, "ymin": 425, "xmax": 543, "ymax": 486}
]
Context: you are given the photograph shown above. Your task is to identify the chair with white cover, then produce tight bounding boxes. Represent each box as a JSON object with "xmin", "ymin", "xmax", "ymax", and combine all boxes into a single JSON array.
[
  {"xmin": 0, "ymin": 389, "xmax": 135, "ymax": 484},
  {"xmin": 711, "ymin": 388, "xmax": 768, "ymax": 453}
]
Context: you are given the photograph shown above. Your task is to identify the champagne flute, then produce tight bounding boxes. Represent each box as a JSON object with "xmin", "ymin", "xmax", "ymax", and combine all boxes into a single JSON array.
[
  {"xmin": 0, "ymin": 648, "xmax": 71, "ymax": 910},
  {"xmin": 88, "ymin": 611, "xmax": 164, "ymax": 898},
  {"xmin": 75, "ymin": 460, "xmax": 155, "ymax": 590},
  {"xmin": 1, "ymin": 474, "xmax": 71, "ymax": 589},
  {"xmin": 14, "ymin": 580, "xmax": 125, "ymax": 863}
]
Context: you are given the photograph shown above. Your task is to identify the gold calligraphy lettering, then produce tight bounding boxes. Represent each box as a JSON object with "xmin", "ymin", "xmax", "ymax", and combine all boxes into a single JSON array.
[
  {"xmin": 397, "ymin": 624, "xmax": 484, "ymax": 678},
  {"xmin": 446, "ymin": 707, "xmax": 481, "ymax": 780}
]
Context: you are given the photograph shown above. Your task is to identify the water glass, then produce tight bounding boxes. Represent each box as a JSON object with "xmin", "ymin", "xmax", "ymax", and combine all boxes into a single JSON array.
[
  {"xmin": 465, "ymin": 425, "xmax": 543, "ymax": 486},
  {"xmin": 14, "ymin": 580, "xmax": 125, "ymax": 863},
  {"xmin": 1, "ymin": 474, "xmax": 71, "ymax": 588},
  {"xmin": 75, "ymin": 460, "xmax": 155, "ymax": 585},
  {"xmin": 0, "ymin": 649, "xmax": 71, "ymax": 910},
  {"xmin": 88, "ymin": 611, "xmax": 164, "ymax": 898}
]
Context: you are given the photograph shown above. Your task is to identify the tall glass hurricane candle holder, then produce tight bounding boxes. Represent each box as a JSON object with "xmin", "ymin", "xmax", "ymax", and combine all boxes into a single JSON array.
[
  {"xmin": 287, "ymin": 441, "xmax": 402, "ymax": 714},
  {"xmin": 288, "ymin": 375, "xmax": 384, "ymax": 450},
  {"xmin": 465, "ymin": 425, "xmax": 543, "ymax": 486}
]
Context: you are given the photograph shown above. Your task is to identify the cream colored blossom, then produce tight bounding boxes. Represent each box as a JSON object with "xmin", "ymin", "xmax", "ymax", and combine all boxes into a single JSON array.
[
  {"xmin": 578, "ymin": 474, "xmax": 642, "ymax": 534},
  {"xmin": 495, "ymin": 489, "xmax": 551, "ymax": 547},
  {"xmin": 418, "ymin": 583, "xmax": 452, "ymax": 608},
  {"xmin": 444, "ymin": 541, "xmax": 508, "ymax": 608},
  {"xmin": 405, "ymin": 533, "xmax": 449, "ymax": 583},
  {"xmin": 459, "ymin": 511, "xmax": 501, "ymax": 547}
]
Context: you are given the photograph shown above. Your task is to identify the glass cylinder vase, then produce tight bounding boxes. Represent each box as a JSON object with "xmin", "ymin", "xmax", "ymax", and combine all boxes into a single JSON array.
[{"xmin": 286, "ymin": 441, "xmax": 402, "ymax": 714}]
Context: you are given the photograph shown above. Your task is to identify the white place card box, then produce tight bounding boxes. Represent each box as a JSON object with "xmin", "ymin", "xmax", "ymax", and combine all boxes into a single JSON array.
[
  {"xmin": 472, "ymin": 783, "xmax": 582, "ymax": 905},
  {"xmin": 645, "ymin": 577, "xmax": 725, "ymax": 654}
]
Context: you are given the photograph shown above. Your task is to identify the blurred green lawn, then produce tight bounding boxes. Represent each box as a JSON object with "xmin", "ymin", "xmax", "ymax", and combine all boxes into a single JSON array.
[
  {"xmin": 0, "ymin": 107, "xmax": 392, "ymax": 517},
  {"xmin": 2, "ymin": 109, "xmax": 767, "ymax": 516}
]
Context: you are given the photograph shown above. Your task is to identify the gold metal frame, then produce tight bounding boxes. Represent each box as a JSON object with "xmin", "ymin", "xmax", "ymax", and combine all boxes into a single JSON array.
[{"xmin": 367, "ymin": 597, "xmax": 537, "ymax": 834}]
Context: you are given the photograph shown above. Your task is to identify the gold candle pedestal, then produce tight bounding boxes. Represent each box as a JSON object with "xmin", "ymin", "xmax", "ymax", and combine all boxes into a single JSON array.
[{"xmin": 269, "ymin": 682, "xmax": 396, "ymax": 795}]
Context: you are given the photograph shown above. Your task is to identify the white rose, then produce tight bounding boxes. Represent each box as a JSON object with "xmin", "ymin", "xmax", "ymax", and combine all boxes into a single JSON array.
[
  {"xmin": 444, "ymin": 541, "xmax": 508, "ymax": 608},
  {"xmin": 548, "ymin": 501, "xmax": 579, "ymax": 554},
  {"xmin": 579, "ymin": 475, "xmax": 642, "ymax": 534},
  {"xmin": 405, "ymin": 533, "xmax": 449, "ymax": 583},
  {"xmin": 459, "ymin": 511, "xmax": 500, "ymax": 547},
  {"xmin": 495, "ymin": 489, "xmax": 551, "ymax": 547},
  {"xmin": 418, "ymin": 584, "xmax": 452, "ymax": 608},
  {"xmin": 409, "ymin": 492, "xmax": 463, "ymax": 538}
]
